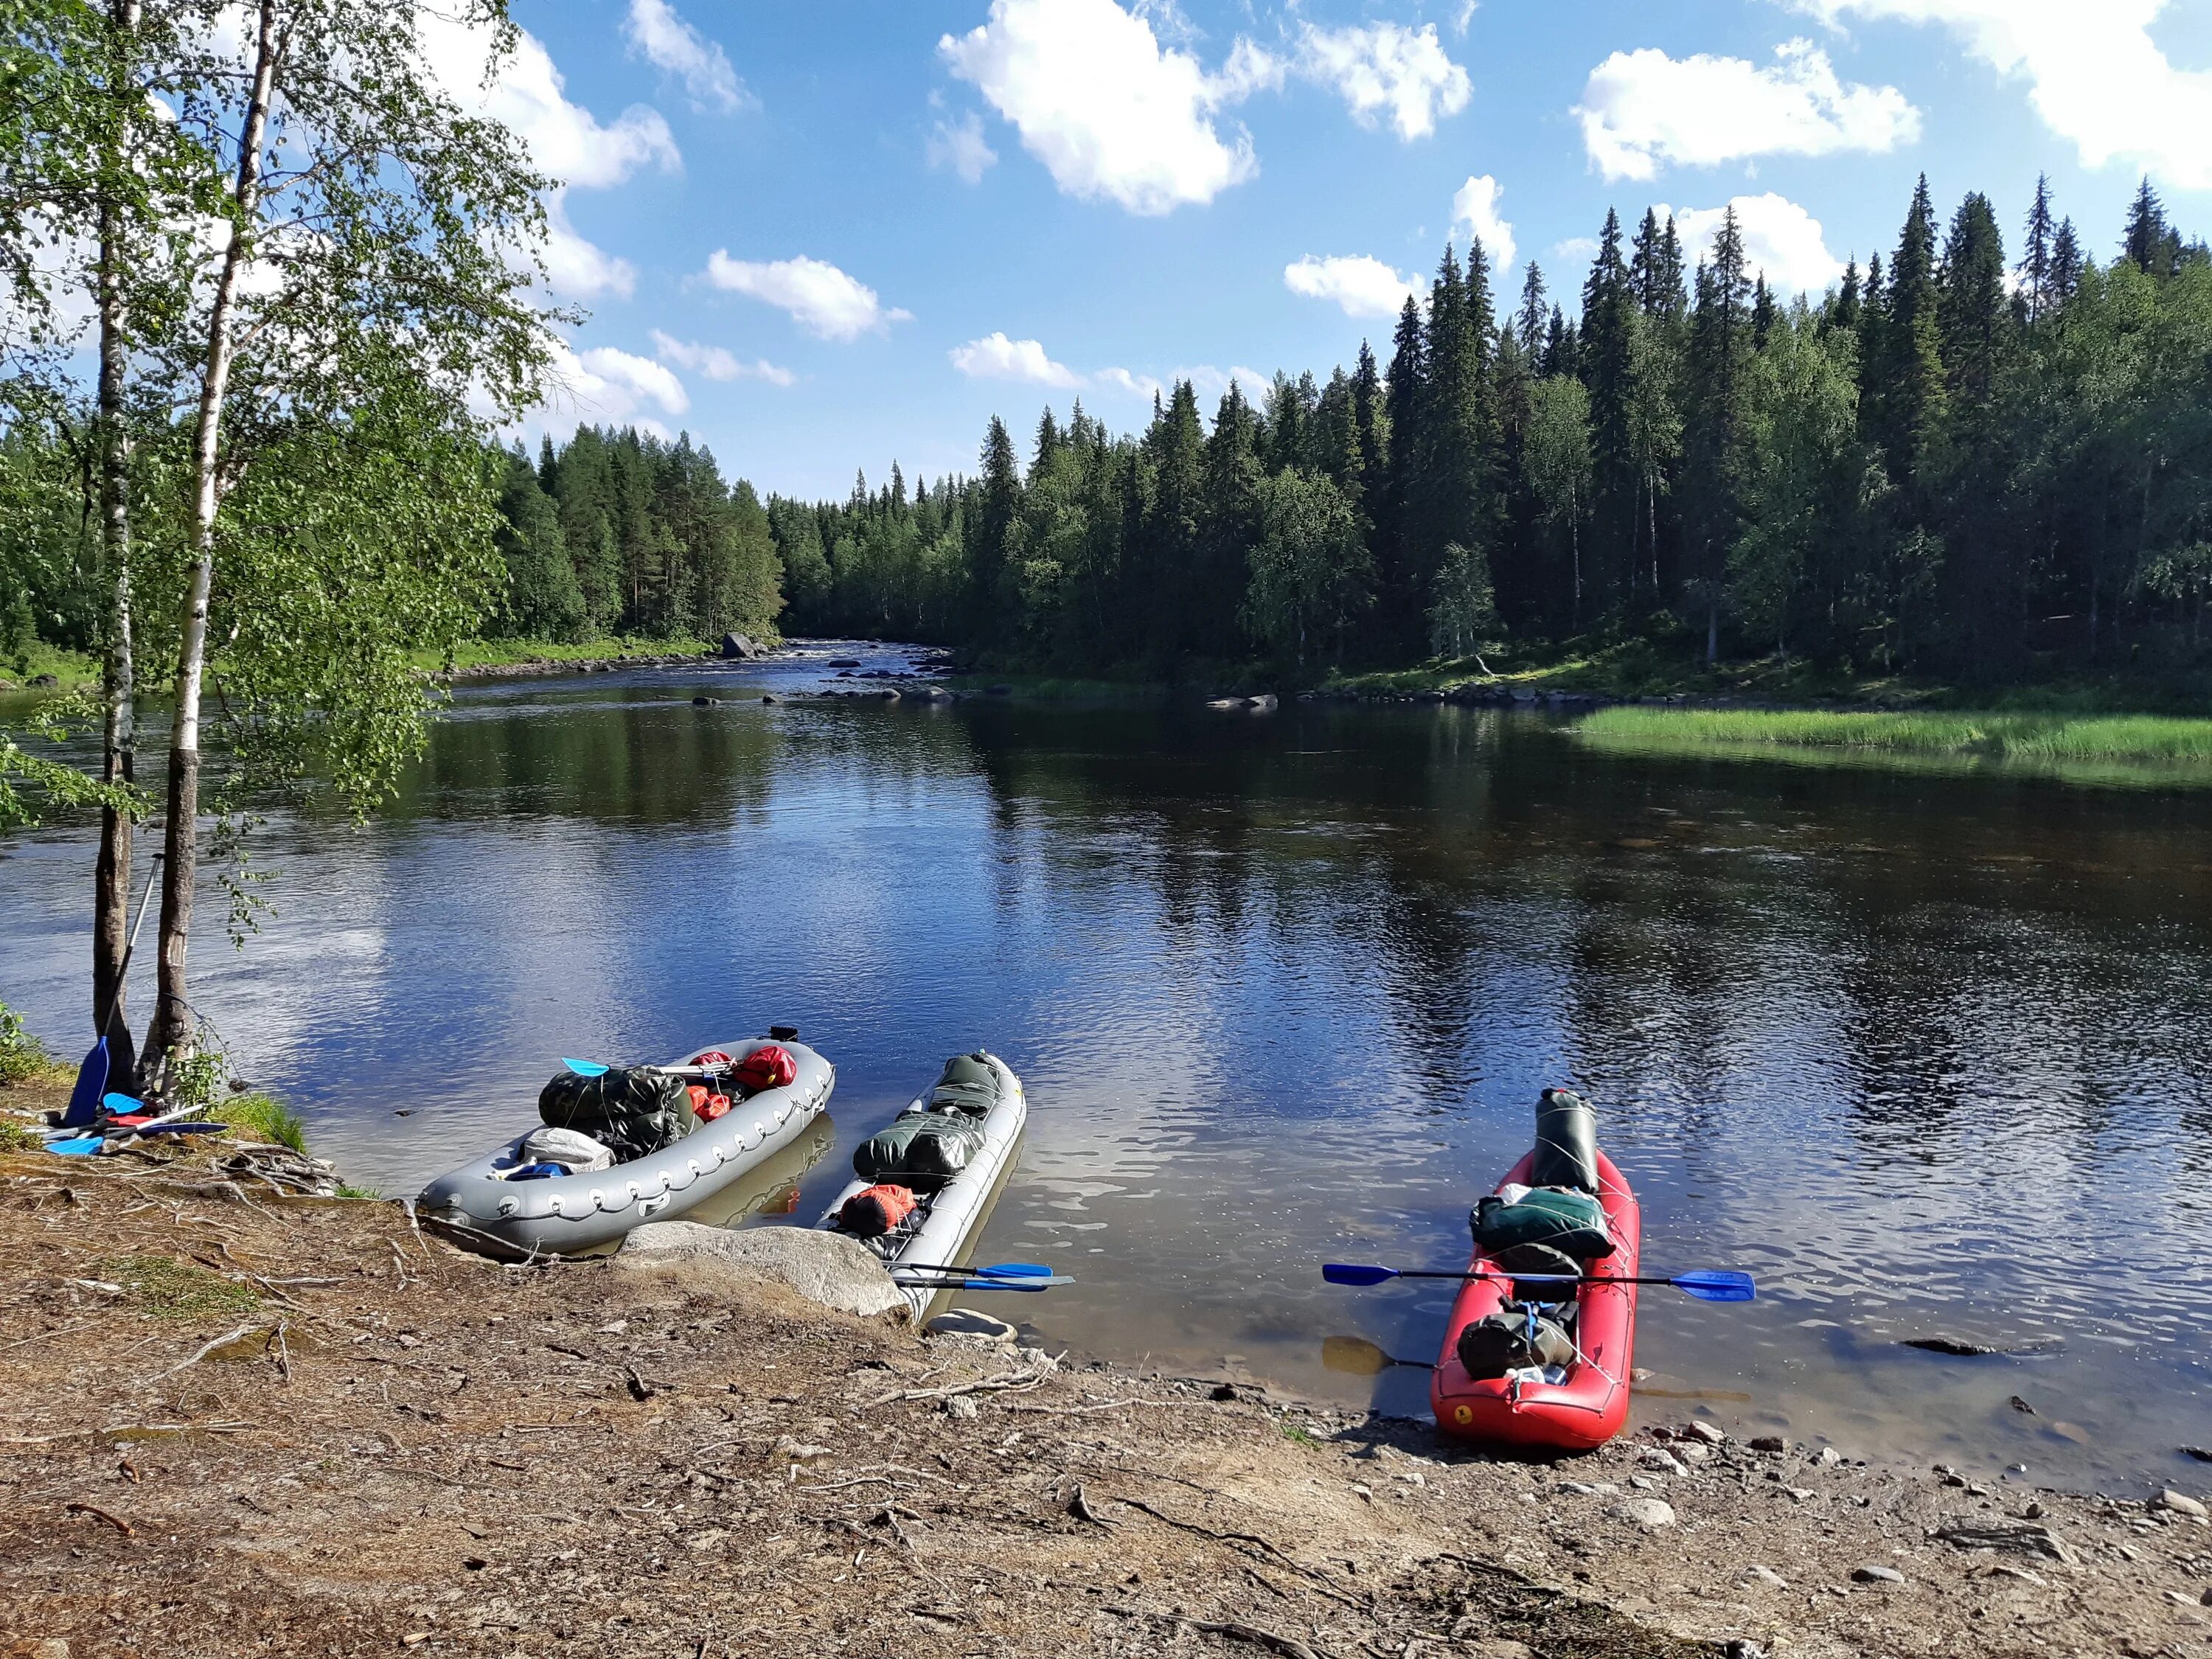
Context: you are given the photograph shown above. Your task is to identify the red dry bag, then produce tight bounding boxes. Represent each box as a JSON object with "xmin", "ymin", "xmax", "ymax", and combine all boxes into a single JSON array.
[
  {"xmin": 734, "ymin": 1043, "xmax": 797, "ymax": 1094},
  {"xmin": 838, "ymin": 1183, "xmax": 917, "ymax": 1239}
]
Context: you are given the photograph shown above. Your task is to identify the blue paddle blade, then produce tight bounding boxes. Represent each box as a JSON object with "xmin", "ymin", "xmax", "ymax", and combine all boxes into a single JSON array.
[
  {"xmin": 1674, "ymin": 1270, "xmax": 1755, "ymax": 1302},
  {"xmin": 561, "ymin": 1058, "xmax": 609, "ymax": 1077},
  {"xmin": 64, "ymin": 1038, "xmax": 110, "ymax": 1128},
  {"xmin": 1323, "ymin": 1263, "xmax": 1398, "ymax": 1287},
  {"xmin": 970, "ymin": 1262, "xmax": 1053, "ymax": 1278},
  {"xmin": 102, "ymin": 1092, "xmax": 145, "ymax": 1115},
  {"xmin": 49, "ymin": 1137, "xmax": 105, "ymax": 1156}
]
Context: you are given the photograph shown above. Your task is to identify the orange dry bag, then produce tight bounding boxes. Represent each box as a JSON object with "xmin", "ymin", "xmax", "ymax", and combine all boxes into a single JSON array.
[{"xmin": 838, "ymin": 1183, "xmax": 917, "ymax": 1238}]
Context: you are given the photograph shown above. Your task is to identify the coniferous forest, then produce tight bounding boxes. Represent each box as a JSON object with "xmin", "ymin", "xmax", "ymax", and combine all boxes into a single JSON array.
[
  {"xmin": 9, "ymin": 172, "xmax": 2210, "ymax": 691},
  {"xmin": 726, "ymin": 171, "xmax": 2212, "ymax": 687}
]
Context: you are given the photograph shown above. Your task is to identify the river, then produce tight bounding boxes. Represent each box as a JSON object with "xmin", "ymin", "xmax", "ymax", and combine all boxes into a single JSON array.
[{"xmin": 4, "ymin": 641, "xmax": 2208, "ymax": 1494}]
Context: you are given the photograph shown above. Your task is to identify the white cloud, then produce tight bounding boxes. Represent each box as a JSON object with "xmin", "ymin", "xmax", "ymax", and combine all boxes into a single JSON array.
[
  {"xmin": 939, "ymin": 0, "xmax": 1266, "ymax": 215},
  {"xmin": 1297, "ymin": 21, "xmax": 1472, "ymax": 141},
  {"xmin": 1787, "ymin": 0, "xmax": 2212, "ymax": 190},
  {"xmin": 1576, "ymin": 40, "xmax": 1919, "ymax": 181},
  {"xmin": 1092, "ymin": 364, "xmax": 1267, "ymax": 407},
  {"xmin": 1096, "ymin": 366, "xmax": 1164, "ymax": 400},
  {"xmin": 650, "ymin": 329, "xmax": 795, "ymax": 387},
  {"xmin": 414, "ymin": 13, "xmax": 675, "ymax": 301},
  {"xmin": 536, "ymin": 343, "xmax": 689, "ymax": 434},
  {"xmin": 928, "ymin": 111, "xmax": 999, "ymax": 184},
  {"xmin": 418, "ymin": 13, "xmax": 678, "ymax": 191},
  {"xmin": 1450, "ymin": 174, "xmax": 1516, "ymax": 271},
  {"xmin": 1187, "ymin": 365, "xmax": 1273, "ymax": 408},
  {"xmin": 542, "ymin": 193, "xmax": 635, "ymax": 299},
  {"xmin": 949, "ymin": 332, "xmax": 1084, "ymax": 387},
  {"xmin": 625, "ymin": 0, "xmax": 750, "ymax": 115},
  {"xmin": 1660, "ymin": 192, "xmax": 1846, "ymax": 293},
  {"xmin": 702, "ymin": 252, "xmax": 912, "ymax": 341},
  {"xmin": 1283, "ymin": 254, "xmax": 1425, "ymax": 319},
  {"xmin": 1554, "ymin": 235, "xmax": 1601, "ymax": 262}
]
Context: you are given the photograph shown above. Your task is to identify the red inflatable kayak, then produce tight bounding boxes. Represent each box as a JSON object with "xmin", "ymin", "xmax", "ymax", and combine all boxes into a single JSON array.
[{"xmin": 1431, "ymin": 1147, "xmax": 1642, "ymax": 1451}]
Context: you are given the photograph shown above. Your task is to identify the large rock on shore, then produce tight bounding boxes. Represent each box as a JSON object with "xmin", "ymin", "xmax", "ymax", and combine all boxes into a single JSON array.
[
  {"xmin": 720, "ymin": 632, "xmax": 761, "ymax": 660},
  {"xmin": 616, "ymin": 1221, "xmax": 906, "ymax": 1318}
]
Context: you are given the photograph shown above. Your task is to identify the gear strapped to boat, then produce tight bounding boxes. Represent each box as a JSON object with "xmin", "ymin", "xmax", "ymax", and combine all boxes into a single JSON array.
[{"xmin": 838, "ymin": 1183, "xmax": 919, "ymax": 1238}]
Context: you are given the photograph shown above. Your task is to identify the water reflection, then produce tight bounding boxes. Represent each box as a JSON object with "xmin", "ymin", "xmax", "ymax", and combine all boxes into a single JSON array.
[{"xmin": 1, "ymin": 644, "xmax": 2207, "ymax": 1492}]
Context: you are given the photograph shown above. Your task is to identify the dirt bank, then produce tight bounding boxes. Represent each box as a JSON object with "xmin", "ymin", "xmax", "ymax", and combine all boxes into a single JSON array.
[{"xmin": 2, "ymin": 1118, "xmax": 2207, "ymax": 1659}]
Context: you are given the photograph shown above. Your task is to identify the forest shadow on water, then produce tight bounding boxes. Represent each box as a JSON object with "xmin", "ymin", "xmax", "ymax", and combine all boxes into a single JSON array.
[{"xmin": 3, "ymin": 642, "xmax": 2208, "ymax": 1495}]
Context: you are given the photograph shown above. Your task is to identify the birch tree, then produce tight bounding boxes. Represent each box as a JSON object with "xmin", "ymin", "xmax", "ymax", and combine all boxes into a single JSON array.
[{"xmin": 140, "ymin": 0, "xmax": 557, "ymax": 1069}]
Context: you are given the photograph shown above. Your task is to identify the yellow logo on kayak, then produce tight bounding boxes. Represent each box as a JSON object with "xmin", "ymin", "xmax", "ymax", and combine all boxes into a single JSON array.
[{"xmin": 1453, "ymin": 1405, "xmax": 1472, "ymax": 1425}]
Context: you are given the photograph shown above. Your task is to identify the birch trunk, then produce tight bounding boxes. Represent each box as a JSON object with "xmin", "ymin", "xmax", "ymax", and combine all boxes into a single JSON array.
[
  {"xmin": 146, "ymin": 0, "xmax": 280, "ymax": 1073},
  {"xmin": 91, "ymin": 0, "xmax": 142, "ymax": 1088}
]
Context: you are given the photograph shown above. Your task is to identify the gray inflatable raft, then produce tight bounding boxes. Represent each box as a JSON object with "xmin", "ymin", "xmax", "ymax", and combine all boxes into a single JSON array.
[
  {"xmin": 416, "ymin": 1037, "xmax": 835, "ymax": 1259},
  {"xmin": 817, "ymin": 1051, "xmax": 1027, "ymax": 1320}
]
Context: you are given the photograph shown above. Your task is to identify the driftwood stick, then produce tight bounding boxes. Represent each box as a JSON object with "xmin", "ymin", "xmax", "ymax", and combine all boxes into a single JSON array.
[
  {"xmin": 1116, "ymin": 1498, "xmax": 1363, "ymax": 1607},
  {"xmin": 65, "ymin": 1500, "xmax": 136, "ymax": 1537},
  {"xmin": 145, "ymin": 1323, "xmax": 254, "ymax": 1383}
]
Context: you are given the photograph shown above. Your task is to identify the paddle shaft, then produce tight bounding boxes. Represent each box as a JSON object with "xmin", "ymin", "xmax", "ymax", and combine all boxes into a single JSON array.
[
  {"xmin": 94, "ymin": 856, "xmax": 163, "ymax": 1036},
  {"xmin": 1394, "ymin": 1269, "xmax": 1692, "ymax": 1288}
]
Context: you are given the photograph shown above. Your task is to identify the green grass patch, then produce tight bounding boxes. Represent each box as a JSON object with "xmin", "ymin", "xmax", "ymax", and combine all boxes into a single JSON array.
[
  {"xmin": 0, "ymin": 1002, "xmax": 69, "ymax": 1086},
  {"xmin": 1279, "ymin": 1421, "xmax": 1321, "ymax": 1450},
  {"xmin": 1573, "ymin": 706, "xmax": 2212, "ymax": 762},
  {"xmin": 0, "ymin": 1117, "xmax": 41, "ymax": 1152},
  {"xmin": 211, "ymin": 1091, "xmax": 308, "ymax": 1154},
  {"xmin": 102, "ymin": 1253, "xmax": 260, "ymax": 1321},
  {"xmin": 0, "ymin": 640, "xmax": 100, "ymax": 698},
  {"xmin": 419, "ymin": 635, "xmax": 725, "ymax": 673},
  {"xmin": 333, "ymin": 1182, "xmax": 382, "ymax": 1200}
]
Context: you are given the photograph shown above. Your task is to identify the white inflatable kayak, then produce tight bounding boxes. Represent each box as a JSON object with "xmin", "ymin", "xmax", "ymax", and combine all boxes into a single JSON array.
[
  {"xmin": 816, "ymin": 1051, "xmax": 1027, "ymax": 1318},
  {"xmin": 417, "ymin": 1035, "xmax": 835, "ymax": 1259}
]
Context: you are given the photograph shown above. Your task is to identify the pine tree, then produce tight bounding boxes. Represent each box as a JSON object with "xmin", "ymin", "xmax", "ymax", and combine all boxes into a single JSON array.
[
  {"xmin": 1752, "ymin": 274, "xmax": 1777, "ymax": 349},
  {"xmin": 1543, "ymin": 305, "xmax": 1569, "ymax": 376},
  {"xmin": 2018, "ymin": 173, "xmax": 2055, "ymax": 323},
  {"xmin": 1032, "ymin": 408, "xmax": 1062, "ymax": 473}
]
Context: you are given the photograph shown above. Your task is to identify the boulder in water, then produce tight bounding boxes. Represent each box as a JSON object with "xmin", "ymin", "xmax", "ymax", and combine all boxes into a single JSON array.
[{"xmin": 719, "ymin": 633, "xmax": 760, "ymax": 660}]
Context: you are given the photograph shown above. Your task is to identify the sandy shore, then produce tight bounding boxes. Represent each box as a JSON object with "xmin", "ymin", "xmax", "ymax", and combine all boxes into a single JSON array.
[{"xmin": 1, "ymin": 1097, "xmax": 2207, "ymax": 1659}]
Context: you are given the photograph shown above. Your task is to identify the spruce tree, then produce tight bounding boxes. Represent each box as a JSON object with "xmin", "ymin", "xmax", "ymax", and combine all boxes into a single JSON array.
[
  {"xmin": 1938, "ymin": 191, "xmax": 2009, "ymax": 410},
  {"xmin": 1517, "ymin": 262, "xmax": 1548, "ymax": 352},
  {"xmin": 973, "ymin": 415, "xmax": 1020, "ymax": 641},
  {"xmin": 2124, "ymin": 176, "xmax": 2171, "ymax": 276},
  {"xmin": 1352, "ymin": 338, "xmax": 1387, "ymax": 511},
  {"xmin": 2050, "ymin": 217, "xmax": 2084, "ymax": 304},
  {"xmin": 1879, "ymin": 175, "xmax": 1947, "ymax": 494},
  {"xmin": 1829, "ymin": 260, "xmax": 1862, "ymax": 333},
  {"xmin": 1579, "ymin": 209, "xmax": 1638, "ymax": 610},
  {"xmin": 1377, "ymin": 293, "xmax": 1427, "ymax": 655},
  {"xmin": 2018, "ymin": 173, "xmax": 2055, "ymax": 323},
  {"xmin": 1752, "ymin": 274, "xmax": 1777, "ymax": 349},
  {"xmin": 1681, "ymin": 209, "xmax": 1755, "ymax": 662}
]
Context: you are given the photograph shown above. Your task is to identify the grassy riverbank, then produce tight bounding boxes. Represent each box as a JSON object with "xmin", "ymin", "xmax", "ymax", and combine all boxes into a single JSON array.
[
  {"xmin": 1576, "ymin": 706, "xmax": 2212, "ymax": 762},
  {"xmin": 414, "ymin": 634, "xmax": 721, "ymax": 673},
  {"xmin": 1328, "ymin": 632, "xmax": 2212, "ymax": 714}
]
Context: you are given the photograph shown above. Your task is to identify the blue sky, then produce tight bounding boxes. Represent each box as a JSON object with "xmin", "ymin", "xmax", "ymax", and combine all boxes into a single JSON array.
[{"xmin": 471, "ymin": 1, "xmax": 2212, "ymax": 498}]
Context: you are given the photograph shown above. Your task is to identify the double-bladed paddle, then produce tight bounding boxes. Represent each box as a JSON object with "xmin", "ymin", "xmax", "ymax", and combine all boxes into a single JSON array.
[{"xmin": 1322, "ymin": 1262, "xmax": 1756, "ymax": 1302}]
